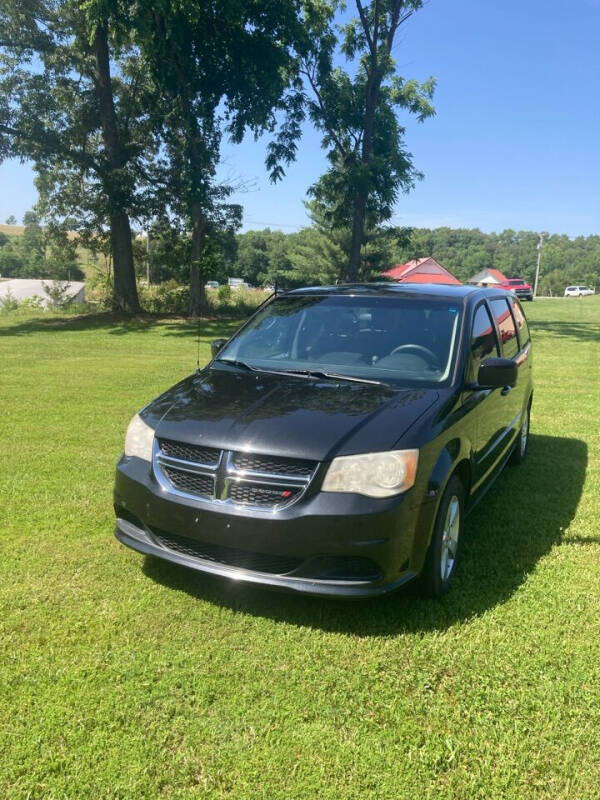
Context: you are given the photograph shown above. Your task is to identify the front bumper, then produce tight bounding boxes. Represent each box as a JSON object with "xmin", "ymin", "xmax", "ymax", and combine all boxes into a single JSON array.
[
  {"xmin": 514, "ymin": 289, "xmax": 533, "ymax": 300},
  {"xmin": 113, "ymin": 456, "xmax": 428, "ymax": 598}
]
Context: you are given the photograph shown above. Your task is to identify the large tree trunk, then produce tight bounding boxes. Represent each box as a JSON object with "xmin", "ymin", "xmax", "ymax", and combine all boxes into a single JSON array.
[
  {"xmin": 347, "ymin": 194, "xmax": 367, "ymax": 281},
  {"xmin": 110, "ymin": 211, "xmax": 138, "ymax": 311},
  {"xmin": 189, "ymin": 202, "xmax": 208, "ymax": 317},
  {"xmin": 346, "ymin": 2, "xmax": 407, "ymax": 282},
  {"xmin": 93, "ymin": 22, "xmax": 140, "ymax": 313},
  {"xmin": 347, "ymin": 62, "xmax": 379, "ymax": 282}
]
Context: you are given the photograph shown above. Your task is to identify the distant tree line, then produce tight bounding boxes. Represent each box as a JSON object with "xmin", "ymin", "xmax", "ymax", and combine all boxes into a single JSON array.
[
  {"xmin": 139, "ymin": 219, "xmax": 600, "ymax": 296},
  {"xmin": 3, "ymin": 208, "xmax": 597, "ymax": 298}
]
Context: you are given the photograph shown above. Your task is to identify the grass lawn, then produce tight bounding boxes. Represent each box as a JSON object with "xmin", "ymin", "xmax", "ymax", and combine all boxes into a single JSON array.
[{"xmin": 1, "ymin": 298, "xmax": 599, "ymax": 799}]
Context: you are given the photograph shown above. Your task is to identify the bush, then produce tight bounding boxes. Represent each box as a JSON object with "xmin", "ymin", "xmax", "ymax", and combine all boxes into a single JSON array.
[
  {"xmin": 74, "ymin": 278, "xmax": 269, "ymax": 317},
  {"xmin": 207, "ymin": 285, "xmax": 270, "ymax": 316},
  {"xmin": 86, "ymin": 272, "xmax": 113, "ymax": 311},
  {"xmin": 217, "ymin": 284, "xmax": 232, "ymax": 304},
  {"xmin": 42, "ymin": 280, "xmax": 74, "ymax": 310},
  {"xmin": 138, "ymin": 281, "xmax": 190, "ymax": 314},
  {"xmin": 19, "ymin": 295, "xmax": 45, "ymax": 311},
  {"xmin": 0, "ymin": 288, "xmax": 19, "ymax": 313}
]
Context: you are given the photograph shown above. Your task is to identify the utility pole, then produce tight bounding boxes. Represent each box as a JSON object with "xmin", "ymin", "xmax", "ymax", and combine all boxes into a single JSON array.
[{"xmin": 533, "ymin": 232, "xmax": 545, "ymax": 298}]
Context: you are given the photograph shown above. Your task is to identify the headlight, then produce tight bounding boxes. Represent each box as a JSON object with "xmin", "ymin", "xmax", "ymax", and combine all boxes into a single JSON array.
[
  {"xmin": 124, "ymin": 413, "xmax": 154, "ymax": 461},
  {"xmin": 322, "ymin": 449, "xmax": 419, "ymax": 498}
]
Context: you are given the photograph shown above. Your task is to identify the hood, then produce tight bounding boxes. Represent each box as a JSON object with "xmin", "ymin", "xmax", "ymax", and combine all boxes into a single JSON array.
[{"xmin": 144, "ymin": 366, "xmax": 439, "ymax": 462}]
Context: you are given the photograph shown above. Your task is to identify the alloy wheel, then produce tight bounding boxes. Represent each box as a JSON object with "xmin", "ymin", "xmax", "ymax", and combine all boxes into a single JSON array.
[
  {"xmin": 440, "ymin": 496, "xmax": 460, "ymax": 582},
  {"xmin": 520, "ymin": 410, "xmax": 529, "ymax": 457}
]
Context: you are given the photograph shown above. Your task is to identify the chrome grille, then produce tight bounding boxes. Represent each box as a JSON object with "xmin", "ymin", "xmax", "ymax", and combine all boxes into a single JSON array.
[
  {"xmin": 153, "ymin": 439, "xmax": 317, "ymax": 511},
  {"xmin": 161, "ymin": 466, "xmax": 214, "ymax": 498},
  {"xmin": 158, "ymin": 438, "xmax": 220, "ymax": 466},
  {"xmin": 232, "ymin": 452, "xmax": 315, "ymax": 478}
]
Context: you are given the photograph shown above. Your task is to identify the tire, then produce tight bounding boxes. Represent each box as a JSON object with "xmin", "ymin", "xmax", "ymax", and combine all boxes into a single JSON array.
[
  {"xmin": 511, "ymin": 401, "xmax": 531, "ymax": 466},
  {"xmin": 420, "ymin": 475, "xmax": 465, "ymax": 598}
]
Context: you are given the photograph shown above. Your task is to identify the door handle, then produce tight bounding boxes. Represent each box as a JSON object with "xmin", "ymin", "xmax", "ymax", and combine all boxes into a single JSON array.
[{"xmin": 501, "ymin": 386, "xmax": 512, "ymax": 396}]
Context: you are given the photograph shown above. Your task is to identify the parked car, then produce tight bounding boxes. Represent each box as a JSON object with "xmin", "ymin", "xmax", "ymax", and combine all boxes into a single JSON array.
[
  {"xmin": 114, "ymin": 284, "xmax": 533, "ymax": 598},
  {"xmin": 204, "ymin": 281, "xmax": 220, "ymax": 289},
  {"xmin": 564, "ymin": 285, "xmax": 595, "ymax": 297},
  {"xmin": 228, "ymin": 277, "xmax": 252, "ymax": 290},
  {"xmin": 497, "ymin": 277, "xmax": 533, "ymax": 301}
]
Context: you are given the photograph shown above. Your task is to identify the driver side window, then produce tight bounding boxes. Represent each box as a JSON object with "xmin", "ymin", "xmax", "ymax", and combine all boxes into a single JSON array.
[
  {"xmin": 469, "ymin": 303, "xmax": 499, "ymax": 381},
  {"xmin": 237, "ymin": 315, "xmax": 294, "ymax": 359}
]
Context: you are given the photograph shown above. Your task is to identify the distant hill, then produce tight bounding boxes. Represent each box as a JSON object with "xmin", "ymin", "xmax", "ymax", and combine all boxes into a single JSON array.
[
  {"xmin": 0, "ymin": 224, "xmax": 25, "ymax": 236},
  {"xmin": 0, "ymin": 223, "xmax": 79, "ymax": 240}
]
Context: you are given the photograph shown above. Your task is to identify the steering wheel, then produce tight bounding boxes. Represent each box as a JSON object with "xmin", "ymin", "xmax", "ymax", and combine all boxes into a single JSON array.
[{"xmin": 390, "ymin": 344, "xmax": 441, "ymax": 369}]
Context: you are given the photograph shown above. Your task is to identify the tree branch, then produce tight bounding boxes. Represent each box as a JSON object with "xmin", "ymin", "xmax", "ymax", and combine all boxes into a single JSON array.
[
  {"xmin": 0, "ymin": 121, "xmax": 103, "ymax": 176},
  {"xmin": 301, "ymin": 64, "xmax": 348, "ymax": 158},
  {"xmin": 355, "ymin": 0, "xmax": 375, "ymax": 56},
  {"xmin": 386, "ymin": 2, "xmax": 414, "ymax": 53}
]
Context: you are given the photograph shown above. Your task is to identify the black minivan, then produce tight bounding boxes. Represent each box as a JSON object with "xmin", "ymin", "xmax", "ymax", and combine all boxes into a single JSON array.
[{"xmin": 114, "ymin": 283, "xmax": 533, "ymax": 597}]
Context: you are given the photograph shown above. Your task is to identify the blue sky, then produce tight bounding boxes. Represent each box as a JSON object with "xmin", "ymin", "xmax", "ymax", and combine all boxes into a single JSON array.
[{"xmin": 1, "ymin": 0, "xmax": 599, "ymax": 237}]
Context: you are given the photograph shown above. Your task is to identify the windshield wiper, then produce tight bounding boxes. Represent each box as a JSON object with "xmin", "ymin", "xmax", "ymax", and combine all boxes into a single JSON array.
[
  {"xmin": 268, "ymin": 368, "xmax": 390, "ymax": 388},
  {"xmin": 213, "ymin": 358, "xmax": 261, "ymax": 373},
  {"xmin": 214, "ymin": 360, "xmax": 390, "ymax": 388}
]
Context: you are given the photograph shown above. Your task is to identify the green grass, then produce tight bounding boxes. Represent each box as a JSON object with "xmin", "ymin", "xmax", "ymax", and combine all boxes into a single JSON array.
[{"xmin": 1, "ymin": 299, "xmax": 599, "ymax": 799}]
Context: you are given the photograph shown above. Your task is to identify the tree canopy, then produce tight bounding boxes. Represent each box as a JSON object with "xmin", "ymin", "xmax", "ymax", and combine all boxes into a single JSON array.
[{"xmin": 302, "ymin": 0, "xmax": 435, "ymax": 279}]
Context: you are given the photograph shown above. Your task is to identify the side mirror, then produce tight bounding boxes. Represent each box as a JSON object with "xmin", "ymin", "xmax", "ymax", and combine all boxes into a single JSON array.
[
  {"xmin": 211, "ymin": 338, "xmax": 227, "ymax": 358},
  {"xmin": 477, "ymin": 357, "xmax": 518, "ymax": 389}
]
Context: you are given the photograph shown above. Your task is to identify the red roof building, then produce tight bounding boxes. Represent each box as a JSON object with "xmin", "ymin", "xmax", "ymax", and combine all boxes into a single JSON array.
[
  {"xmin": 468, "ymin": 268, "xmax": 508, "ymax": 285},
  {"xmin": 382, "ymin": 257, "xmax": 462, "ymax": 285}
]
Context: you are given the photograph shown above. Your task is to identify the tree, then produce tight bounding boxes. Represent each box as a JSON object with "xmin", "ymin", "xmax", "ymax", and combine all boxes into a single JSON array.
[
  {"xmin": 0, "ymin": 0, "xmax": 158, "ymax": 311},
  {"xmin": 285, "ymin": 227, "xmax": 344, "ymax": 286},
  {"xmin": 5, "ymin": 215, "xmax": 16, "ymax": 225},
  {"xmin": 130, "ymin": 0, "xmax": 333, "ymax": 315},
  {"xmin": 44, "ymin": 223, "xmax": 84, "ymax": 280},
  {"xmin": 20, "ymin": 210, "xmax": 45, "ymax": 276},
  {"xmin": 236, "ymin": 229, "xmax": 293, "ymax": 287},
  {"xmin": 303, "ymin": 0, "xmax": 435, "ymax": 280}
]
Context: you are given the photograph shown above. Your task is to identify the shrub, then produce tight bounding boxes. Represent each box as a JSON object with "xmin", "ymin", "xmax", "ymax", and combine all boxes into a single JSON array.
[
  {"xmin": 0, "ymin": 288, "xmax": 19, "ymax": 313},
  {"xmin": 138, "ymin": 281, "xmax": 190, "ymax": 315},
  {"xmin": 42, "ymin": 280, "xmax": 73, "ymax": 310},
  {"xmin": 19, "ymin": 295, "xmax": 45, "ymax": 311},
  {"xmin": 217, "ymin": 284, "xmax": 232, "ymax": 304}
]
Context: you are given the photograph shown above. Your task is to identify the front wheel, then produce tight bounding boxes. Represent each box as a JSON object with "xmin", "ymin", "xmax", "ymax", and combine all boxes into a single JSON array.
[{"xmin": 420, "ymin": 475, "xmax": 464, "ymax": 597}]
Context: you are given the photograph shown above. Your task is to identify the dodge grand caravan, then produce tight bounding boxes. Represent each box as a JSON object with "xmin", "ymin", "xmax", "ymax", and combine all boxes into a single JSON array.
[{"xmin": 114, "ymin": 283, "xmax": 533, "ymax": 597}]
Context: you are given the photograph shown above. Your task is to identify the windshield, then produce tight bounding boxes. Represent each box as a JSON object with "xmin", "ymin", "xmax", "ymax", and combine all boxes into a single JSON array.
[
  {"xmin": 216, "ymin": 294, "xmax": 462, "ymax": 387},
  {"xmin": 508, "ymin": 279, "xmax": 524, "ymax": 286}
]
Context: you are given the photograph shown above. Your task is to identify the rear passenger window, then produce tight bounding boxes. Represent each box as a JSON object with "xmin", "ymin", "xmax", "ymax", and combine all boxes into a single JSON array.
[
  {"xmin": 489, "ymin": 298, "xmax": 519, "ymax": 359},
  {"xmin": 469, "ymin": 304, "xmax": 498, "ymax": 380},
  {"xmin": 511, "ymin": 299, "xmax": 530, "ymax": 346}
]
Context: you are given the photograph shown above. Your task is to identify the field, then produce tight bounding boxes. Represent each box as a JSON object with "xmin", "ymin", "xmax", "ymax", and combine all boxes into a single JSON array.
[{"xmin": 0, "ymin": 298, "xmax": 599, "ymax": 799}]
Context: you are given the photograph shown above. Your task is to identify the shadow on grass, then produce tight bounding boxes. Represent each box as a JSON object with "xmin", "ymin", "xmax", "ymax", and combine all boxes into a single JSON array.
[
  {"xmin": 530, "ymin": 321, "xmax": 600, "ymax": 343},
  {"xmin": 0, "ymin": 312, "xmax": 244, "ymax": 338},
  {"xmin": 142, "ymin": 433, "xmax": 587, "ymax": 636}
]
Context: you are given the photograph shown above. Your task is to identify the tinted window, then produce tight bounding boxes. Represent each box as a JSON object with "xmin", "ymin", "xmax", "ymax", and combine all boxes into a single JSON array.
[
  {"xmin": 218, "ymin": 294, "xmax": 463, "ymax": 387},
  {"xmin": 511, "ymin": 299, "xmax": 530, "ymax": 346},
  {"xmin": 469, "ymin": 303, "xmax": 498, "ymax": 380},
  {"xmin": 490, "ymin": 298, "xmax": 518, "ymax": 358}
]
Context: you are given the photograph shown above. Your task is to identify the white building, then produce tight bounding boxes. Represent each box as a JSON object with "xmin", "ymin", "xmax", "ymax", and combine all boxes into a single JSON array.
[{"xmin": 0, "ymin": 279, "xmax": 86, "ymax": 308}]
